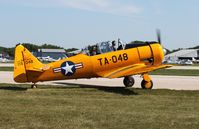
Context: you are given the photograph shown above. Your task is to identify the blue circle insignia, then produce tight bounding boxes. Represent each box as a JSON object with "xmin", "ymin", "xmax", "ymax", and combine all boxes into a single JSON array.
[{"xmin": 61, "ymin": 61, "xmax": 76, "ymax": 76}]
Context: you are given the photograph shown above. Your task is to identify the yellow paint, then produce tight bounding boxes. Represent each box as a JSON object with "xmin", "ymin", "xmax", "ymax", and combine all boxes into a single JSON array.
[
  {"xmin": 143, "ymin": 74, "xmax": 151, "ymax": 82},
  {"xmin": 145, "ymin": 81, "xmax": 152, "ymax": 89}
]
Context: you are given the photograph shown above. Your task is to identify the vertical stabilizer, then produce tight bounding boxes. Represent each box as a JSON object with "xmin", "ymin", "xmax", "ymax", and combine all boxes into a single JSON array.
[{"xmin": 13, "ymin": 44, "xmax": 43, "ymax": 83}]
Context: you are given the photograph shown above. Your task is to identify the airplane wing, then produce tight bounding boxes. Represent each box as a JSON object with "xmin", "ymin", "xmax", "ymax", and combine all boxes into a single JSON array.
[{"xmin": 97, "ymin": 64, "xmax": 172, "ymax": 78}]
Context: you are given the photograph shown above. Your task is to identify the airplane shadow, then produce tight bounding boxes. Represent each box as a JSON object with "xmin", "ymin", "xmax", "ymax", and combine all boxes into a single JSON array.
[{"xmin": 54, "ymin": 82, "xmax": 138, "ymax": 96}]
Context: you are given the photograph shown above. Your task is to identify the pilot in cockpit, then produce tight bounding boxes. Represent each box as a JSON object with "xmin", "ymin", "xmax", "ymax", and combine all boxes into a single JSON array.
[
  {"xmin": 117, "ymin": 38, "xmax": 125, "ymax": 50},
  {"xmin": 111, "ymin": 40, "xmax": 117, "ymax": 51}
]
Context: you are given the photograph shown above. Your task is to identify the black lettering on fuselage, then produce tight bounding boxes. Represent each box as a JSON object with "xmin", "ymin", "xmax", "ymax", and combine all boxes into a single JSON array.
[
  {"xmin": 104, "ymin": 57, "xmax": 109, "ymax": 65},
  {"xmin": 98, "ymin": 58, "xmax": 103, "ymax": 66},
  {"xmin": 97, "ymin": 53, "xmax": 129, "ymax": 66}
]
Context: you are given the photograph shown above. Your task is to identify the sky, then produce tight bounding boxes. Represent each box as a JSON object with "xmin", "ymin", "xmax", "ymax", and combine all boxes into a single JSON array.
[{"xmin": 0, "ymin": 0, "xmax": 199, "ymax": 50}]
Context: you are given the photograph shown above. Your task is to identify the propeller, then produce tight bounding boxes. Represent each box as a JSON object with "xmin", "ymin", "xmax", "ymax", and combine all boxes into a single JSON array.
[
  {"xmin": 156, "ymin": 29, "xmax": 167, "ymax": 55},
  {"xmin": 156, "ymin": 29, "xmax": 161, "ymax": 44}
]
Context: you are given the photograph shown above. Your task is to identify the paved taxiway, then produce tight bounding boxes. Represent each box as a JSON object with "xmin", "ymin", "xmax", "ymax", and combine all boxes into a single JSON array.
[
  {"xmin": 0, "ymin": 71, "xmax": 198, "ymax": 90},
  {"xmin": 169, "ymin": 66, "xmax": 199, "ymax": 70},
  {"xmin": 0, "ymin": 63, "xmax": 13, "ymax": 67}
]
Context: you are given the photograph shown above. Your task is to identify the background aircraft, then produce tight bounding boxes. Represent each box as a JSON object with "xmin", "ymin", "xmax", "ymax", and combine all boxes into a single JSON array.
[
  {"xmin": 0, "ymin": 56, "xmax": 10, "ymax": 63},
  {"xmin": 14, "ymin": 32, "xmax": 172, "ymax": 89},
  {"xmin": 192, "ymin": 57, "xmax": 199, "ymax": 63}
]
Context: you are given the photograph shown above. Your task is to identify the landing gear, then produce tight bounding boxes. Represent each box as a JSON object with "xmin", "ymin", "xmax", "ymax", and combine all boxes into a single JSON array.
[
  {"xmin": 31, "ymin": 83, "xmax": 37, "ymax": 89},
  {"xmin": 141, "ymin": 80, "xmax": 153, "ymax": 89},
  {"xmin": 141, "ymin": 74, "xmax": 153, "ymax": 89},
  {"xmin": 123, "ymin": 76, "xmax": 135, "ymax": 87}
]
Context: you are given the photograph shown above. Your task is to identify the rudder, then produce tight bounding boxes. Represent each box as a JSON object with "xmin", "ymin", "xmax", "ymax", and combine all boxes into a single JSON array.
[{"xmin": 13, "ymin": 44, "xmax": 44, "ymax": 83}]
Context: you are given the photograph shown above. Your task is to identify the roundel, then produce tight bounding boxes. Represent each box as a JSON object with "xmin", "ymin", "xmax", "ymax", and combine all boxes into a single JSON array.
[{"xmin": 61, "ymin": 61, "xmax": 76, "ymax": 76}]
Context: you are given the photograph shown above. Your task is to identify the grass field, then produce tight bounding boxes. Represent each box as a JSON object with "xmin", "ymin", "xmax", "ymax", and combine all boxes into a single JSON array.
[
  {"xmin": 190, "ymin": 64, "xmax": 199, "ymax": 66},
  {"xmin": 150, "ymin": 69, "xmax": 199, "ymax": 76},
  {"xmin": 0, "ymin": 66, "xmax": 13, "ymax": 71},
  {"xmin": 0, "ymin": 84, "xmax": 198, "ymax": 129}
]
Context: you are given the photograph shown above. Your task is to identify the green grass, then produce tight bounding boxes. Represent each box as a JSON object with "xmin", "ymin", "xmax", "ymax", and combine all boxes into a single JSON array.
[
  {"xmin": 150, "ymin": 69, "xmax": 199, "ymax": 76},
  {"xmin": 0, "ymin": 66, "xmax": 13, "ymax": 71},
  {"xmin": 190, "ymin": 64, "xmax": 199, "ymax": 66},
  {"xmin": 0, "ymin": 83, "xmax": 199, "ymax": 129}
]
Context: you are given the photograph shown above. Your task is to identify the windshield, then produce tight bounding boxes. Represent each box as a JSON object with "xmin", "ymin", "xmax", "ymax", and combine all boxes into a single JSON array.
[{"xmin": 97, "ymin": 41, "xmax": 113, "ymax": 54}]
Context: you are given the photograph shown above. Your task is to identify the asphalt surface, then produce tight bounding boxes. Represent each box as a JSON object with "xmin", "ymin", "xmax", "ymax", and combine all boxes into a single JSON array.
[
  {"xmin": 0, "ymin": 71, "xmax": 198, "ymax": 90},
  {"xmin": 168, "ymin": 66, "xmax": 199, "ymax": 70},
  {"xmin": 0, "ymin": 63, "xmax": 13, "ymax": 67}
]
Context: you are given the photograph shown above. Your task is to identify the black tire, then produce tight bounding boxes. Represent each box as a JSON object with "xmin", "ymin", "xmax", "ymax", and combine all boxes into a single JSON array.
[
  {"xmin": 141, "ymin": 80, "xmax": 153, "ymax": 89},
  {"xmin": 123, "ymin": 76, "xmax": 135, "ymax": 87}
]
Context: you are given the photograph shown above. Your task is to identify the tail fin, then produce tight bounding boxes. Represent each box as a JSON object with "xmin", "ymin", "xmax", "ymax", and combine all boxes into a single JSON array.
[{"xmin": 13, "ymin": 44, "xmax": 44, "ymax": 83}]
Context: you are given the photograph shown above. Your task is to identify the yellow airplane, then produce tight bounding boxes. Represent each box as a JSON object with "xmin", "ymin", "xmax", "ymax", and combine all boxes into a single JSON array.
[{"xmin": 13, "ymin": 34, "xmax": 172, "ymax": 89}]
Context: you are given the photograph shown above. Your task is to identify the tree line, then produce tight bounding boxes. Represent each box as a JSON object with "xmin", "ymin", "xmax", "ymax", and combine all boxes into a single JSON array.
[{"xmin": 0, "ymin": 43, "xmax": 78, "ymax": 58}]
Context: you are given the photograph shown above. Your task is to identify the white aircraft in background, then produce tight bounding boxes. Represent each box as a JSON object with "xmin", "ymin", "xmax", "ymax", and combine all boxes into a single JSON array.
[
  {"xmin": 0, "ymin": 54, "xmax": 10, "ymax": 62},
  {"xmin": 0, "ymin": 57, "xmax": 9, "ymax": 63},
  {"xmin": 37, "ymin": 56, "xmax": 63, "ymax": 62},
  {"xmin": 192, "ymin": 57, "xmax": 199, "ymax": 63},
  {"xmin": 178, "ymin": 59, "xmax": 193, "ymax": 65}
]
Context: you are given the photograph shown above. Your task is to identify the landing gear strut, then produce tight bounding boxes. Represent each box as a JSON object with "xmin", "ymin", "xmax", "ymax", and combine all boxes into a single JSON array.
[
  {"xmin": 31, "ymin": 83, "xmax": 37, "ymax": 89},
  {"xmin": 141, "ymin": 74, "xmax": 153, "ymax": 89},
  {"xmin": 123, "ymin": 76, "xmax": 135, "ymax": 87}
]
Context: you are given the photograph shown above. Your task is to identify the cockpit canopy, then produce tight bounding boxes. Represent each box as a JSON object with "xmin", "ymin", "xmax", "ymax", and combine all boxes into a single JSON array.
[
  {"xmin": 81, "ymin": 39, "xmax": 158, "ymax": 56},
  {"xmin": 97, "ymin": 41, "xmax": 113, "ymax": 54},
  {"xmin": 81, "ymin": 39, "xmax": 125, "ymax": 56}
]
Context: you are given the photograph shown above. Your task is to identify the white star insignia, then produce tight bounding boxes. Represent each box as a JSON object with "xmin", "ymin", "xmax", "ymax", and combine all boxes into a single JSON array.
[{"xmin": 61, "ymin": 62, "xmax": 74, "ymax": 75}]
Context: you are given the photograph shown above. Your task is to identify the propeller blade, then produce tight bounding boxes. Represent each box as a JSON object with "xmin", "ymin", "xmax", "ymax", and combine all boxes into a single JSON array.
[
  {"xmin": 156, "ymin": 29, "xmax": 167, "ymax": 55},
  {"xmin": 156, "ymin": 29, "xmax": 161, "ymax": 44}
]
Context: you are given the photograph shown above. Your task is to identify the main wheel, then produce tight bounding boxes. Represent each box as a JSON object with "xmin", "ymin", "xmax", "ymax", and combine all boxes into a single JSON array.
[
  {"xmin": 141, "ymin": 80, "xmax": 153, "ymax": 89},
  {"xmin": 123, "ymin": 76, "xmax": 135, "ymax": 87}
]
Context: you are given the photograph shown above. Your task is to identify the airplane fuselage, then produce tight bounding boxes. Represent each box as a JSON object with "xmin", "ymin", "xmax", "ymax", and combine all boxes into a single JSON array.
[{"xmin": 26, "ymin": 43, "xmax": 164, "ymax": 83}]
